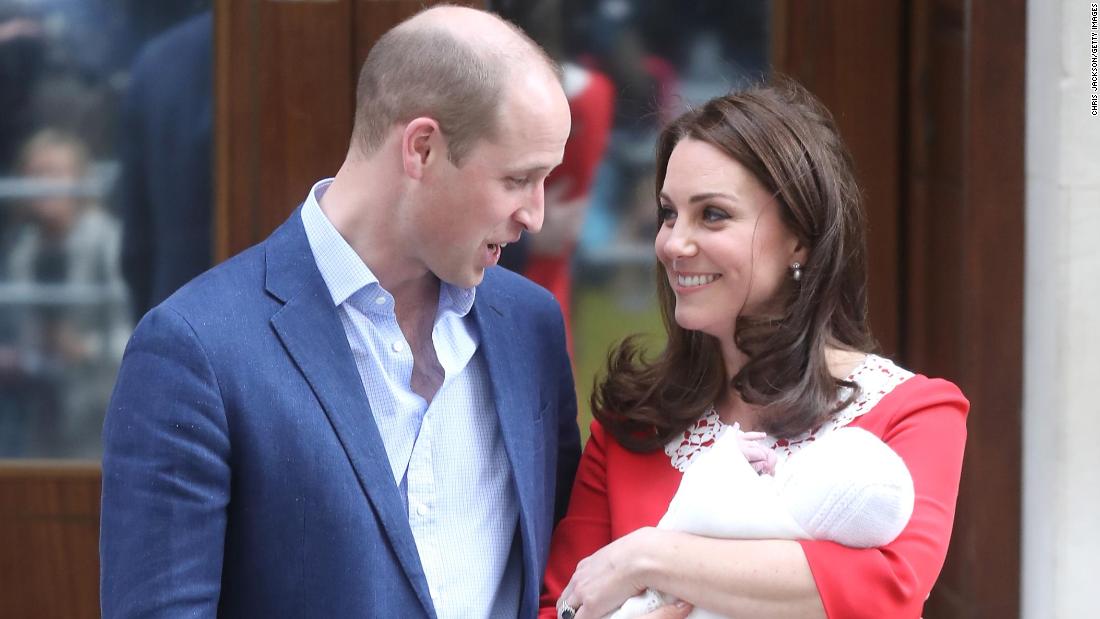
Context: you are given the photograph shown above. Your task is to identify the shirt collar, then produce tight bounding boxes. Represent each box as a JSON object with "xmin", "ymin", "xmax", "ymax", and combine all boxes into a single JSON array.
[
  {"xmin": 300, "ymin": 178, "xmax": 477, "ymax": 315},
  {"xmin": 439, "ymin": 281, "xmax": 476, "ymax": 318}
]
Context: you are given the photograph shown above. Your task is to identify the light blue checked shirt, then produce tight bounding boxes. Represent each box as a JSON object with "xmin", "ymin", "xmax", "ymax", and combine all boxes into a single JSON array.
[{"xmin": 301, "ymin": 179, "xmax": 521, "ymax": 619}]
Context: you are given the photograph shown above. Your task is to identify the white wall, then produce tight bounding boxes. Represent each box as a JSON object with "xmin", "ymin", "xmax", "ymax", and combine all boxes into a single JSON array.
[{"xmin": 1023, "ymin": 0, "xmax": 1100, "ymax": 616}]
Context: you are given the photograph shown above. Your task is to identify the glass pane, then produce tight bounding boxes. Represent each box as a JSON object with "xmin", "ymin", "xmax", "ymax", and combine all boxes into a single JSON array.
[
  {"xmin": 0, "ymin": 0, "xmax": 212, "ymax": 458},
  {"xmin": 493, "ymin": 0, "xmax": 771, "ymax": 433}
]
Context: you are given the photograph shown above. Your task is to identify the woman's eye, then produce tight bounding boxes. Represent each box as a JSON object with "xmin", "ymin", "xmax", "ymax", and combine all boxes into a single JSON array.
[
  {"xmin": 703, "ymin": 207, "xmax": 730, "ymax": 222},
  {"xmin": 657, "ymin": 205, "xmax": 676, "ymax": 224}
]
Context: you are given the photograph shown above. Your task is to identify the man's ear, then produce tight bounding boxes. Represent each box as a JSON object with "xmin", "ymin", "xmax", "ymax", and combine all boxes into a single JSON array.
[{"xmin": 401, "ymin": 117, "xmax": 442, "ymax": 180}]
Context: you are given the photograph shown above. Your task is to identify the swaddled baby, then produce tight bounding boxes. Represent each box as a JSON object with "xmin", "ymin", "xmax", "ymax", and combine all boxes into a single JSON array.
[{"xmin": 607, "ymin": 424, "xmax": 915, "ymax": 619}]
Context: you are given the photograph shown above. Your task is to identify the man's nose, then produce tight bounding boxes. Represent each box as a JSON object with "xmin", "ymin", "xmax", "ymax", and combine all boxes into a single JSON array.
[{"xmin": 515, "ymin": 182, "xmax": 546, "ymax": 234}]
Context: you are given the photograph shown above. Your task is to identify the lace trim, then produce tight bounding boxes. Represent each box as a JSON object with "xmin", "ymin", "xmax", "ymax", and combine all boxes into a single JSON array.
[
  {"xmin": 664, "ymin": 354, "xmax": 914, "ymax": 471},
  {"xmin": 664, "ymin": 410, "xmax": 725, "ymax": 472}
]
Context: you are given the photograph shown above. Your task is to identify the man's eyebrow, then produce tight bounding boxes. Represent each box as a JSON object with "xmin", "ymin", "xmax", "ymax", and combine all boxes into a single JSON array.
[
  {"xmin": 512, "ymin": 166, "xmax": 551, "ymax": 175},
  {"xmin": 508, "ymin": 159, "xmax": 563, "ymax": 176}
]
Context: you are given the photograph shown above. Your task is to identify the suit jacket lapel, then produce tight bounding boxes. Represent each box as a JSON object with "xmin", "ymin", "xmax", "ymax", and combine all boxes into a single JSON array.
[
  {"xmin": 473, "ymin": 287, "xmax": 541, "ymax": 607},
  {"xmin": 265, "ymin": 213, "xmax": 436, "ymax": 618}
]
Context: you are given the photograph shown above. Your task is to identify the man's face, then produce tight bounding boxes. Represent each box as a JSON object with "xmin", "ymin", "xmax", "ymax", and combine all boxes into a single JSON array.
[{"xmin": 412, "ymin": 73, "xmax": 571, "ymax": 288}]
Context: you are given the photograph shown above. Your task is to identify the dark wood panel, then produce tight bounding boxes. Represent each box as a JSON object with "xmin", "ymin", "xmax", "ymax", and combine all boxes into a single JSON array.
[
  {"xmin": 906, "ymin": 5, "xmax": 972, "ymax": 613},
  {"xmin": 772, "ymin": 0, "xmax": 904, "ymax": 357},
  {"xmin": 915, "ymin": 0, "xmax": 1026, "ymax": 616},
  {"xmin": 216, "ymin": 0, "xmax": 355, "ymax": 260},
  {"xmin": 904, "ymin": 0, "xmax": 963, "ymax": 376},
  {"xmin": 905, "ymin": 0, "xmax": 968, "ymax": 373},
  {"xmin": 0, "ymin": 462, "xmax": 101, "ymax": 619}
]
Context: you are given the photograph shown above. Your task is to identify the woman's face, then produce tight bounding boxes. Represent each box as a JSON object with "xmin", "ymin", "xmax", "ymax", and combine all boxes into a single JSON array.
[{"xmin": 655, "ymin": 138, "xmax": 804, "ymax": 339}]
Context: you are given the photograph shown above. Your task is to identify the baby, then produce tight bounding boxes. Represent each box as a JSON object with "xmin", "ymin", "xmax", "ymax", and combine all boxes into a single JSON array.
[{"xmin": 607, "ymin": 424, "xmax": 915, "ymax": 619}]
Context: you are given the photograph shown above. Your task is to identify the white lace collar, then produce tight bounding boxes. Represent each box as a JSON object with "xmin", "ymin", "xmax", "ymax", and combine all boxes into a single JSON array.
[{"xmin": 664, "ymin": 354, "xmax": 914, "ymax": 472}]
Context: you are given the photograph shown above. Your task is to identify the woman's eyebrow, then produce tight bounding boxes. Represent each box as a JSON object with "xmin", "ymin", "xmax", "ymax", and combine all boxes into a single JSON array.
[
  {"xmin": 688, "ymin": 192, "xmax": 738, "ymax": 203},
  {"xmin": 658, "ymin": 191, "xmax": 739, "ymax": 203}
]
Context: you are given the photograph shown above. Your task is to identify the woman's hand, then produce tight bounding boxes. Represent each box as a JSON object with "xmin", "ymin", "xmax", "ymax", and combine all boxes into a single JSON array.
[{"xmin": 559, "ymin": 527, "xmax": 668, "ymax": 619}]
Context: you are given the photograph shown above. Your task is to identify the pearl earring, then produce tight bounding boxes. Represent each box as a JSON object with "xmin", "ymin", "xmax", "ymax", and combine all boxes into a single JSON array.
[{"xmin": 790, "ymin": 262, "xmax": 803, "ymax": 282}]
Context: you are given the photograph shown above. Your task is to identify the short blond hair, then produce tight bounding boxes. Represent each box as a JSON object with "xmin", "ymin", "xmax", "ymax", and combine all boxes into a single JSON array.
[{"xmin": 351, "ymin": 10, "xmax": 558, "ymax": 165}]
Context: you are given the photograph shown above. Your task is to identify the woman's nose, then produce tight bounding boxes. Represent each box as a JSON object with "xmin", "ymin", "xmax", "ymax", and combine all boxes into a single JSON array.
[{"xmin": 661, "ymin": 221, "xmax": 697, "ymax": 258}]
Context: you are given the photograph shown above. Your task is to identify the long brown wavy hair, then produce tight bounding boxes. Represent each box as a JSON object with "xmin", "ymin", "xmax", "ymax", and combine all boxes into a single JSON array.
[{"xmin": 593, "ymin": 78, "xmax": 876, "ymax": 452}]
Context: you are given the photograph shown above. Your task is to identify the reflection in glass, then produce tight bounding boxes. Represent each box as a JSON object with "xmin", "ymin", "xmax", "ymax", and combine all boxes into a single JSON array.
[
  {"xmin": 0, "ymin": 0, "xmax": 211, "ymax": 458},
  {"xmin": 2, "ymin": 128, "xmax": 128, "ymax": 457}
]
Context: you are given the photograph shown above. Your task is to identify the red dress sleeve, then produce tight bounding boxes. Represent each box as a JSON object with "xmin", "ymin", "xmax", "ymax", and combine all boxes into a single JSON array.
[
  {"xmin": 539, "ymin": 421, "xmax": 613, "ymax": 618},
  {"xmin": 800, "ymin": 376, "xmax": 969, "ymax": 618}
]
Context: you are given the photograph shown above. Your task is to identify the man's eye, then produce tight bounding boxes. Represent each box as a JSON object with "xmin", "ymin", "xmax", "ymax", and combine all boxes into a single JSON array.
[{"xmin": 506, "ymin": 177, "xmax": 530, "ymax": 188}]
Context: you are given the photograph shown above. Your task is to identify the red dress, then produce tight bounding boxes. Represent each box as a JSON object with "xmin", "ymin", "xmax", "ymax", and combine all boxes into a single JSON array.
[{"xmin": 539, "ymin": 361, "xmax": 968, "ymax": 619}]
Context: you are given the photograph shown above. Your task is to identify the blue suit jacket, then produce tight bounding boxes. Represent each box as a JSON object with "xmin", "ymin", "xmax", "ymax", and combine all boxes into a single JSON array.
[{"xmin": 100, "ymin": 211, "xmax": 582, "ymax": 618}]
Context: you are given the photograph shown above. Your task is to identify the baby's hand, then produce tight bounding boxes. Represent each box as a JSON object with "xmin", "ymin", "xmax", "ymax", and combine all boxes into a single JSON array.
[{"xmin": 733, "ymin": 427, "xmax": 778, "ymax": 476}]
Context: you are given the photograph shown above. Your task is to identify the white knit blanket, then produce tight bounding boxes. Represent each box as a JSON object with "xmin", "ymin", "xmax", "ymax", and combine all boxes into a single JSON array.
[{"xmin": 606, "ymin": 425, "xmax": 915, "ymax": 619}]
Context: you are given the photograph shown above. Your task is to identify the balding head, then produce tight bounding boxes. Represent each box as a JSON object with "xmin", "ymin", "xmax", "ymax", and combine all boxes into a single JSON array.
[{"xmin": 352, "ymin": 5, "xmax": 560, "ymax": 166}]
